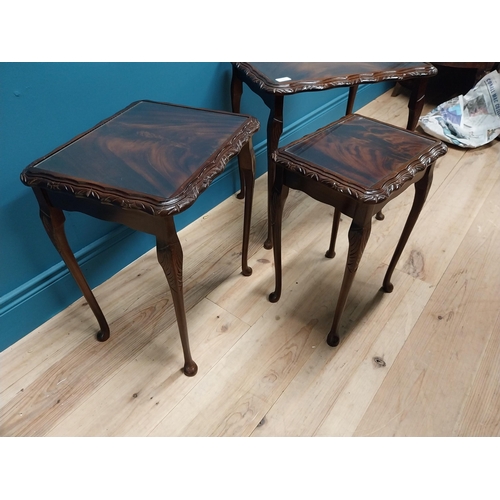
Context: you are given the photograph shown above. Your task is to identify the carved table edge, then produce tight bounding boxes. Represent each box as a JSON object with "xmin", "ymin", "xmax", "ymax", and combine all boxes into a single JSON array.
[
  {"xmin": 20, "ymin": 115, "xmax": 260, "ymax": 217},
  {"xmin": 273, "ymin": 140, "xmax": 447, "ymax": 204},
  {"xmin": 232, "ymin": 62, "xmax": 438, "ymax": 95}
]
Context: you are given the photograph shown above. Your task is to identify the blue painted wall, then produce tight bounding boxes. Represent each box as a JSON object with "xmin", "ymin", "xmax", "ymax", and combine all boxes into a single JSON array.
[{"xmin": 0, "ymin": 62, "xmax": 393, "ymax": 351}]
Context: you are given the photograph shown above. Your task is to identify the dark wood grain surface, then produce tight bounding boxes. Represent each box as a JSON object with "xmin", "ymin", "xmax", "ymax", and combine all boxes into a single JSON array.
[
  {"xmin": 21, "ymin": 100, "xmax": 260, "ymax": 216},
  {"xmin": 233, "ymin": 62, "xmax": 437, "ymax": 94},
  {"xmin": 274, "ymin": 114, "xmax": 447, "ymax": 203}
]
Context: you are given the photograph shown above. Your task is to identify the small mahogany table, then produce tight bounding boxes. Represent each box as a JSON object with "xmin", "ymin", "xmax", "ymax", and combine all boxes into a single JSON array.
[
  {"xmin": 21, "ymin": 100, "xmax": 259, "ymax": 376},
  {"xmin": 231, "ymin": 62, "xmax": 438, "ymax": 248},
  {"xmin": 269, "ymin": 114, "xmax": 447, "ymax": 346}
]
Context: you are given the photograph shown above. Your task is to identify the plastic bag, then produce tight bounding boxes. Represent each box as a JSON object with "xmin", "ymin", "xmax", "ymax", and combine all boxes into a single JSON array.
[{"xmin": 419, "ymin": 69, "xmax": 500, "ymax": 148}]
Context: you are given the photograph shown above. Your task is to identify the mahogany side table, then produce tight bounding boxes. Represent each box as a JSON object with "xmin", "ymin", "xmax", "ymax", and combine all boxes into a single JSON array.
[
  {"xmin": 269, "ymin": 114, "xmax": 447, "ymax": 346},
  {"xmin": 230, "ymin": 62, "xmax": 438, "ymax": 248},
  {"xmin": 21, "ymin": 100, "xmax": 259, "ymax": 376}
]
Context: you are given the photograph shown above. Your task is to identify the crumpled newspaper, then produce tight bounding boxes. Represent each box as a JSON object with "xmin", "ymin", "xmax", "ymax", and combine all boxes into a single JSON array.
[{"xmin": 419, "ymin": 69, "xmax": 500, "ymax": 148}]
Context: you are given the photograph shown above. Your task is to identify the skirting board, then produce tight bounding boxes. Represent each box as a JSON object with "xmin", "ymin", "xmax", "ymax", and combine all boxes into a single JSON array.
[{"xmin": 0, "ymin": 82, "xmax": 393, "ymax": 351}]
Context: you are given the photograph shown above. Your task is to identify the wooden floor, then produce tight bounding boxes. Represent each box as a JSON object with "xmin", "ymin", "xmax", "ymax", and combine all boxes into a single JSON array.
[{"xmin": 2, "ymin": 89, "xmax": 500, "ymax": 437}]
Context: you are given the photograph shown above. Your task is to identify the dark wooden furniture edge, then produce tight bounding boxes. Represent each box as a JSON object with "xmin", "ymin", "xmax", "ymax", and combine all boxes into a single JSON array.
[
  {"xmin": 273, "ymin": 115, "xmax": 448, "ymax": 203},
  {"xmin": 232, "ymin": 62, "xmax": 437, "ymax": 95},
  {"xmin": 20, "ymin": 100, "xmax": 260, "ymax": 217}
]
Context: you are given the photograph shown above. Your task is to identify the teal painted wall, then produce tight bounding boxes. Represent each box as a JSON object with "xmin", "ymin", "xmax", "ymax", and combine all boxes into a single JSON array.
[{"xmin": 0, "ymin": 62, "xmax": 393, "ymax": 351}]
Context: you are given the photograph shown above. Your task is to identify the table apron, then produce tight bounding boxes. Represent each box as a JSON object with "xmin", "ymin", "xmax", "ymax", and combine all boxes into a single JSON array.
[
  {"xmin": 281, "ymin": 166, "xmax": 427, "ymax": 220},
  {"xmin": 41, "ymin": 189, "xmax": 168, "ymax": 236}
]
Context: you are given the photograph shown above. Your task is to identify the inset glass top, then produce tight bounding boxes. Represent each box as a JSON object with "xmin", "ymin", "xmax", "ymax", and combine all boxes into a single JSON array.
[
  {"xmin": 23, "ymin": 101, "xmax": 258, "ymax": 204},
  {"xmin": 276, "ymin": 114, "xmax": 446, "ymax": 201}
]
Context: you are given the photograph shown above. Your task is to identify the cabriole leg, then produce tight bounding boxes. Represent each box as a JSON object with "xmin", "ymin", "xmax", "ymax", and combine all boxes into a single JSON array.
[
  {"xmin": 327, "ymin": 218, "xmax": 372, "ymax": 347},
  {"xmin": 156, "ymin": 217, "xmax": 198, "ymax": 377},
  {"xmin": 238, "ymin": 140, "xmax": 256, "ymax": 276},
  {"xmin": 264, "ymin": 95, "xmax": 284, "ymax": 250},
  {"xmin": 383, "ymin": 164, "xmax": 434, "ymax": 293},
  {"xmin": 326, "ymin": 208, "xmax": 341, "ymax": 258},
  {"xmin": 269, "ymin": 167, "xmax": 289, "ymax": 303},
  {"xmin": 231, "ymin": 69, "xmax": 246, "ymax": 200},
  {"xmin": 34, "ymin": 188, "xmax": 110, "ymax": 342}
]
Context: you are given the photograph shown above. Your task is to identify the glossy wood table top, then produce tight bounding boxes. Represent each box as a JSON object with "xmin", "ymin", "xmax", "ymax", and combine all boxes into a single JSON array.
[
  {"xmin": 232, "ymin": 62, "xmax": 437, "ymax": 95},
  {"xmin": 274, "ymin": 114, "xmax": 445, "ymax": 203},
  {"xmin": 21, "ymin": 100, "xmax": 260, "ymax": 216}
]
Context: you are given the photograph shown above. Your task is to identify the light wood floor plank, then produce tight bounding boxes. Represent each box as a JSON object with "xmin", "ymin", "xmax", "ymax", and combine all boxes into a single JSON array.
[
  {"xmin": 353, "ymin": 174, "xmax": 500, "ymax": 436},
  {"xmin": 386, "ymin": 142, "xmax": 500, "ymax": 285},
  {"xmin": 46, "ymin": 299, "xmax": 250, "ymax": 436},
  {"xmin": 313, "ymin": 275, "xmax": 434, "ymax": 436},
  {"xmin": 250, "ymin": 266, "xmax": 430, "ymax": 437},
  {"xmin": 454, "ymin": 313, "xmax": 500, "ymax": 436}
]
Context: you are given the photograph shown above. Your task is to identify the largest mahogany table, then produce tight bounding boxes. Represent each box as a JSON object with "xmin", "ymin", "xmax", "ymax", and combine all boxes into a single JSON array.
[
  {"xmin": 231, "ymin": 62, "xmax": 438, "ymax": 248},
  {"xmin": 21, "ymin": 100, "xmax": 259, "ymax": 376}
]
